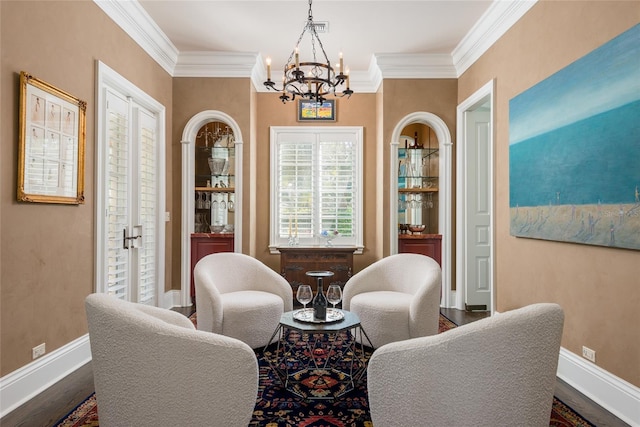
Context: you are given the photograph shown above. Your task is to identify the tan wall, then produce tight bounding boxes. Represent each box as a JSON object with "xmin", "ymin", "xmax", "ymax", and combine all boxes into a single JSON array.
[
  {"xmin": 0, "ymin": 0, "xmax": 173, "ymax": 376},
  {"xmin": 458, "ymin": 2, "xmax": 639, "ymax": 386}
]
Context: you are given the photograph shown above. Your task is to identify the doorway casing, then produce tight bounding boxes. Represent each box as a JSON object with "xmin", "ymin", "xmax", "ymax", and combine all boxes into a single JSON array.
[{"xmin": 456, "ymin": 79, "xmax": 495, "ymax": 312}]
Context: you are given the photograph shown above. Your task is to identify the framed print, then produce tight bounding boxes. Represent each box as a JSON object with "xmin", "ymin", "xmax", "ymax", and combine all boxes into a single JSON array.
[
  {"xmin": 18, "ymin": 71, "xmax": 86, "ymax": 204},
  {"xmin": 298, "ymin": 99, "xmax": 336, "ymax": 121}
]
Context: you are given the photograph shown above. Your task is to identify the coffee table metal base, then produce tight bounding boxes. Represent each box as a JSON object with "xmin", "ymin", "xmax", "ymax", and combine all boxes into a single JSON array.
[{"xmin": 264, "ymin": 309, "xmax": 374, "ymax": 400}]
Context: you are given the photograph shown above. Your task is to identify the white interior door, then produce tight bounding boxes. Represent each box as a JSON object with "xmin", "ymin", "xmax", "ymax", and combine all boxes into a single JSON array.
[
  {"xmin": 456, "ymin": 80, "xmax": 494, "ymax": 312},
  {"xmin": 96, "ymin": 65, "xmax": 165, "ymax": 306},
  {"xmin": 464, "ymin": 108, "xmax": 492, "ymax": 310}
]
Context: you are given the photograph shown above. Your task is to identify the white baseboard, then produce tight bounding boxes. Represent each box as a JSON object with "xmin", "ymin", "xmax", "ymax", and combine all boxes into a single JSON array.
[
  {"xmin": 163, "ymin": 289, "xmax": 185, "ymax": 309},
  {"xmin": 558, "ymin": 347, "xmax": 640, "ymax": 426},
  {"xmin": 0, "ymin": 334, "xmax": 91, "ymax": 418}
]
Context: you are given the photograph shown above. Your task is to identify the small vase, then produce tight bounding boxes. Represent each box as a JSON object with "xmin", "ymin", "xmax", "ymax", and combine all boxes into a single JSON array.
[{"xmin": 324, "ymin": 237, "xmax": 333, "ymax": 247}]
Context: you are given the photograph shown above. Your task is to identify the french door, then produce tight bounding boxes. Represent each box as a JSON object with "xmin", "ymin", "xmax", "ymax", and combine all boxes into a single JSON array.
[{"xmin": 96, "ymin": 62, "xmax": 165, "ymax": 305}]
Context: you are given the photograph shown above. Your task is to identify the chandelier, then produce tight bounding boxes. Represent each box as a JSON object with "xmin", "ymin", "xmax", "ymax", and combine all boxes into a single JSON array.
[{"xmin": 263, "ymin": 0, "xmax": 353, "ymax": 103}]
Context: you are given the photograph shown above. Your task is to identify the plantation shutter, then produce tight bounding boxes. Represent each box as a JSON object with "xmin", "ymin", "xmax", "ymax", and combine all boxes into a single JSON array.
[
  {"xmin": 105, "ymin": 91, "xmax": 130, "ymax": 300},
  {"xmin": 318, "ymin": 135, "xmax": 356, "ymax": 237},
  {"xmin": 136, "ymin": 108, "xmax": 158, "ymax": 304},
  {"xmin": 278, "ymin": 138, "xmax": 314, "ymax": 239},
  {"xmin": 272, "ymin": 127, "xmax": 362, "ymax": 249}
]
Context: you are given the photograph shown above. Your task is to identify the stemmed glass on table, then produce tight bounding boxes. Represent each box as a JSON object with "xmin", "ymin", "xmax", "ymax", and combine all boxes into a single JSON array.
[
  {"xmin": 296, "ymin": 285, "xmax": 313, "ymax": 320},
  {"xmin": 326, "ymin": 284, "xmax": 343, "ymax": 319}
]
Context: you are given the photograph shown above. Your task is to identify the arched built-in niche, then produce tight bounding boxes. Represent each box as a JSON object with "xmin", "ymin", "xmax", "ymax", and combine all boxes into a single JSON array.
[
  {"xmin": 390, "ymin": 112, "xmax": 452, "ymax": 307},
  {"xmin": 180, "ymin": 110, "xmax": 243, "ymax": 307}
]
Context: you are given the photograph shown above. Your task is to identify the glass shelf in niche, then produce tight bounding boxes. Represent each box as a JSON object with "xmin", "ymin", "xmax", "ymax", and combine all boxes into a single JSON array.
[
  {"xmin": 196, "ymin": 173, "xmax": 235, "ymax": 179},
  {"xmin": 195, "ymin": 186, "xmax": 235, "ymax": 193},
  {"xmin": 398, "ymin": 147, "xmax": 438, "ymax": 157},
  {"xmin": 195, "ymin": 145, "xmax": 235, "ymax": 153}
]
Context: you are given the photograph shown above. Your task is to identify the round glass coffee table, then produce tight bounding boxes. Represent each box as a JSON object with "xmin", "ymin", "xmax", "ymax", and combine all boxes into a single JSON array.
[{"xmin": 263, "ymin": 309, "xmax": 374, "ymax": 400}]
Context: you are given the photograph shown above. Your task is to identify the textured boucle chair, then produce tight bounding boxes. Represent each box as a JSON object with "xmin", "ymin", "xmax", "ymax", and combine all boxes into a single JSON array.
[
  {"xmin": 85, "ymin": 293, "xmax": 258, "ymax": 427},
  {"xmin": 367, "ymin": 303, "xmax": 564, "ymax": 427},
  {"xmin": 342, "ymin": 253, "xmax": 441, "ymax": 348},
  {"xmin": 194, "ymin": 252, "xmax": 293, "ymax": 349}
]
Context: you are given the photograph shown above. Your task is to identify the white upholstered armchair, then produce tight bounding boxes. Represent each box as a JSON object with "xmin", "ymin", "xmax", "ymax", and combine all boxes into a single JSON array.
[
  {"xmin": 194, "ymin": 252, "xmax": 293, "ymax": 349},
  {"xmin": 85, "ymin": 293, "xmax": 258, "ymax": 427},
  {"xmin": 367, "ymin": 303, "xmax": 565, "ymax": 427},
  {"xmin": 342, "ymin": 253, "xmax": 441, "ymax": 348}
]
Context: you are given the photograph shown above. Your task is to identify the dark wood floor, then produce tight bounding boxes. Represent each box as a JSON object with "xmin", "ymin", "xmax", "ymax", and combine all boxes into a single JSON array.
[{"xmin": 1, "ymin": 308, "xmax": 629, "ymax": 427}]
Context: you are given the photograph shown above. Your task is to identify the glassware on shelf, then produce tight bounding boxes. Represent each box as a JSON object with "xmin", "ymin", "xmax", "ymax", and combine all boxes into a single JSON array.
[
  {"xmin": 405, "ymin": 161, "xmax": 416, "ymax": 179},
  {"xmin": 208, "ymin": 158, "xmax": 226, "ymax": 175},
  {"xmin": 194, "ymin": 213, "xmax": 203, "ymax": 233},
  {"xmin": 398, "ymin": 158, "xmax": 407, "ymax": 177},
  {"xmin": 196, "ymin": 191, "xmax": 204, "ymax": 209}
]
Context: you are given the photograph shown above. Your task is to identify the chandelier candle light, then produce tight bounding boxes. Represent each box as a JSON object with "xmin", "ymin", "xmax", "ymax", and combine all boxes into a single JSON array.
[{"xmin": 263, "ymin": 0, "xmax": 353, "ymax": 103}]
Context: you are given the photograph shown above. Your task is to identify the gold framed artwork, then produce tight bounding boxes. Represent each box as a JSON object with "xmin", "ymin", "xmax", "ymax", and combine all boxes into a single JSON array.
[{"xmin": 17, "ymin": 71, "xmax": 86, "ymax": 204}]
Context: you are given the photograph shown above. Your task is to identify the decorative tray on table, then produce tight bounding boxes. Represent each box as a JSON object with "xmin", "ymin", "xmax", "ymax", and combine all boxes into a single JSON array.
[{"xmin": 293, "ymin": 308, "xmax": 344, "ymax": 323}]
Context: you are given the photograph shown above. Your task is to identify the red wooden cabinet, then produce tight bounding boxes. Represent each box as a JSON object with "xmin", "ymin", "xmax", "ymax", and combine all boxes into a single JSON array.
[
  {"xmin": 398, "ymin": 234, "xmax": 442, "ymax": 266},
  {"xmin": 190, "ymin": 233, "xmax": 234, "ymax": 304}
]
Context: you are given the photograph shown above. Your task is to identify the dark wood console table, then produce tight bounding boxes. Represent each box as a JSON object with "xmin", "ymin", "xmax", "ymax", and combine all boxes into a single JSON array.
[{"xmin": 278, "ymin": 247, "xmax": 356, "ymax": 296}]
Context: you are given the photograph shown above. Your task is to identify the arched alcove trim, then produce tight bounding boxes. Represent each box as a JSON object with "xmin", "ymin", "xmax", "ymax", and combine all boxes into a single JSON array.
[
  {"xmin": 389, "ymin": 112, "xmax": 453, "ymax": 307},
  {"xmin": 180, "ymin": 110, "xmax": 244, "ymax": 306}
]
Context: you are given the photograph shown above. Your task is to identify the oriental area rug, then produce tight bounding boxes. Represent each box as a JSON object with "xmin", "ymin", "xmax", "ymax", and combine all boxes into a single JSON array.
[{"xmin": 54, "ymin": 314, "xmax": 595, "ymax": 427}]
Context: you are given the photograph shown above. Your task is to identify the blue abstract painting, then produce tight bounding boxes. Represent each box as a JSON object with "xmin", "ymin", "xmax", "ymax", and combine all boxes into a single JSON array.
[{"xmin": 509, "ymin": 24, "xmax": 640, "ymax": 250}]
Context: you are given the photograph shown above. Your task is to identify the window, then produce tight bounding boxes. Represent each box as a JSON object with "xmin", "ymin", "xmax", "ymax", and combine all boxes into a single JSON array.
[{"xmin": 270, "ymin": 127, "xmax": 363, "ymax": 253}]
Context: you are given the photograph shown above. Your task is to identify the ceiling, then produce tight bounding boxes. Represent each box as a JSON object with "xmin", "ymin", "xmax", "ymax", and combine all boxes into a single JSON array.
[{"xmin": 100, "ymin": 0, "xmax": 535, "ymax": 91}]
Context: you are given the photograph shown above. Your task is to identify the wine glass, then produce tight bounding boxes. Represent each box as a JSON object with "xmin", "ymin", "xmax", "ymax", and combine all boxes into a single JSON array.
[
  {"xmin": 196, "ymin": 191, "xmax": 203, "ymax": 209},
  {"xmin": 296, "ymin": 285, "xmax": 313, "ymax": 313},
  {"xmin": 326, "ymin": 284, "xmax": 342, "ymax": 311}
]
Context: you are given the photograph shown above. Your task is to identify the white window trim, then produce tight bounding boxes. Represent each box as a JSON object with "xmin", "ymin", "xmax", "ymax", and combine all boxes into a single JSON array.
[{"xmin": 269, "ymin": 126, "xmax": 364, "ymax": 254}]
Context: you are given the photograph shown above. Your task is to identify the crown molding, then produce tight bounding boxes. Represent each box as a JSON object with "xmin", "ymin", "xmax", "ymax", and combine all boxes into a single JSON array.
[
  {"xmin": 93, "ymin": 0, "xmax": 178, "ymax": 75},
  {"xmin": 374, "ymin": 53, "xmax": 458, "ymax": 79},
  {"xmin": 173, "ymin": 51, "xmax": 258, "ymax": 78},
  {"xmin": 452, "ymin": 0, "xmax": 537, "ymax": 76},
  {"xmin": 366, "ymin": 56, "xmax": 384, "ymax": 93},
  {"xmin": 95, "ymin": 0, "xmax": 537, "ymax": 88}
]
